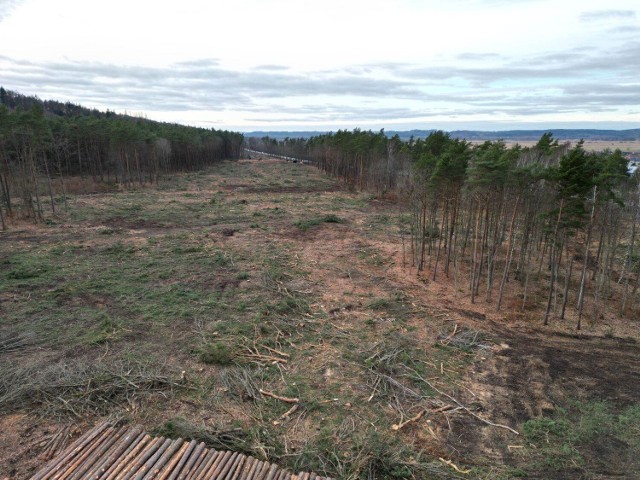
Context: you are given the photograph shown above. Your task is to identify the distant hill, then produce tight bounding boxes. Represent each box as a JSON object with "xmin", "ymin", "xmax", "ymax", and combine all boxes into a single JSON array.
[
  {"xmin": 245, "ymin": 129, "xmax": 640, "ymax": 142},
  {"xmin": 243, "ymin": 131, "xmax": 328, "ymax": 140}
]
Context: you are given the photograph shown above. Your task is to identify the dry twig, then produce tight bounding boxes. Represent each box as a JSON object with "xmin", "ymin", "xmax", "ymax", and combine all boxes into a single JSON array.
[
  {"xmin": 406, "ymin": 367, "xmax": 519, "ymax": 435},
  {"xmin": 439, "ymin": 457, "xmax": 471, "ymax": 474},
  {"xmin": 258, "ymin": 389, "xmax": 299, "ymax": 404},
  {"xmin": 391, "ymin": 409, "xmax": 426, "ymax": 431}
]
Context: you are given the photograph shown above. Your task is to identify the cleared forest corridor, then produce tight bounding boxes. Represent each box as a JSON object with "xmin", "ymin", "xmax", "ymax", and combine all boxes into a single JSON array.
[{"xmin": 1, "ymin": 157, "xmax": 639, "ymax": 479}]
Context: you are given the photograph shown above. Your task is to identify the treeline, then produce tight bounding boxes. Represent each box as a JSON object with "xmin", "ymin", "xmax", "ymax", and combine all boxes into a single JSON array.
[
  {"xmin": 250, "ymin": 130, "xmax": 640, "ymax": 327},
  {"xmin": 0, "ymin": 87, "xmax": 113, "ymax": 119},
  {"xmin": 247, "ymin": 129, "xmax": 410, "ymax": 193},
  {"xmin": 0, "ymin": 89, "xmax": 243, "ymax": 227}
]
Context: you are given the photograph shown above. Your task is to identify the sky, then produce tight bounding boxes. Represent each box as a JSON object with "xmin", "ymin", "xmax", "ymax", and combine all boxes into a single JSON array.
[{"xmin": 1, "ymin": 0, "xmax": 640, "ymax": 132}]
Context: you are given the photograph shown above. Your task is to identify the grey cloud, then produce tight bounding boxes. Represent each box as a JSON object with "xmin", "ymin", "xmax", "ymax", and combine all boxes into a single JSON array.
[
  {"xmin": 456, "ymin": 52, "xmax": 503, "ymax": 61},
  {"xmin": 174, "ymin": 59, "xmax": 221, "ymax": 68},
  {"xmin": 247, "ymin": 107, "xmax": 431, "ymax": 124},
  {"xmin": 0, "ymin": 55, "xmax": 425, "ymax": 113},
  {"xmin": 395, "ymin": 41, "xmax": 640, "ymax": 87},
  {"xmin": 610, "ymin": 24, "xmax": 640, "ymax": 34},
  {"xmin": 580, "ymin": 10, "xmax": 636, "ymax": 22},
  {"xmin": 241, "ymin": 92, "xmax": 622, "ymax": 124},
  {"xmin": 254, "ymin": 64, "xmax": 290, "ymax": 71},
  {"xmin": 2, "ymin": 37, "xmax": 639, "ymax": 126}
]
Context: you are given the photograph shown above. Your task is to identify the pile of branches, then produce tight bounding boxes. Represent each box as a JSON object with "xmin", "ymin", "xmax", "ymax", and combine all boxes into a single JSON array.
[
  {"xmin": 0, "ymin": 357, "xmax": 184, "ymax": 418},
  {"xmin": 438, "ymin": 324, "xmax": 493, "ymax": 350},
  {"xmin": 362, "ymin": 340, "xmax": 519, "ymax": 436},
  {"xmin": 364, "ymin": 345, "xmax": 423, "ymax": 407},
  {"xmin": 218, "ymin": 366, "xmax": 261, "ymax": 401}
]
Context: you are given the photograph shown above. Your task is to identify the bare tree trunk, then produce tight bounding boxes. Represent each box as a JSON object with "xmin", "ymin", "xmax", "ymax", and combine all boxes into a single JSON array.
[
  {"xmin": 631, "ymin": 262, "xmax": 640, "ymax": 313},
  {"xmin": 544, "ymin": 198, "xmax": 564, "ymax": 326},
  {"xmin": 445, "ymin": 196, "xmax": 459, "ymax": 276},
  {"xmin": 432, "ymin": 199, "xmax": 447, "ymax": 281},
  {"xmin": 418, "ymin": 200, "xmax": 428, "ymax": 271},
  {"xmin": 486, "ymin": 196, "xmax": 505, "ymax": 302},
  {"xmin": 474, "ymin": 199, "xmax": 490, "ymax": 298},
  {"xmin": 42, "ymin": 154, "xmax": 56, "ymax": 215},
  {"xmin": 522, "ymin": 236, "xmax": 534, "ymax": 311},
  {"xmin": 591, "ymin": 228, "xmax": 605, "ymax": 281},
  {"xmin": 621, "ymin": 197, "xmax": 639, "ymax": 315},
  {"xmin": 471, "ymin": 201, "xmax": 483, "ymax": 303},
  {"xmin": 0, "ymin": 192, "xmax": 5, "ymax": 230},
  {"xmin": 0, "ymin": 171, "xmax": 11, "ymax": 220},
  {"xmin": 497, "ymin": 197, "xmax": 520, "ymax": 311},
  {"xmin": 577, "ymin": 187, "xmax": 597, "ymax": 330},
  {"xmin": 560, "ymin": 240, "xmax": 574, "ymax": 319},
  {"xmin": 28, "ymin": 150, "xmax": 44, "ymax": 222}
]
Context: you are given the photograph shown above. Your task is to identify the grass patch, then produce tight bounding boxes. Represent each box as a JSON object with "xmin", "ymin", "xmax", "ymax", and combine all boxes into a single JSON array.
[
  {"xmin": 294, "ymin": 214, "xmax": 344, "ymax": 231},
  {"xmin": 293, "ymin": 428, "xmax": 453, "ymax": 479},
  {"xmin": 0, "ymin": 233, "xmax": 247, "ymax": 348},
  {"xmin": 367, "ymin": 297, "xmax": 391, "ymax": 310},
  {"xmin": 522, "ymin": 400, "xmax": 640, "ymax": 476},
  {"xmin": 198, "ymin": 342, "xmax": 236, "ymax": 366},
  {"xmin": 85, "ymin": 312, "xmax": 122, "ymax": 345}
]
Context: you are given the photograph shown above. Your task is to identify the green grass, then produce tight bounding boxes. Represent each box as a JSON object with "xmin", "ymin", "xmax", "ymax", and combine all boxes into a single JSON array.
[
  {"xmin": 522, "ymin": 400, "xmax": 640, "ymax": 476},
  {"xmin": 294, "ymin": 214, "xmax": 344, "ymax": 231},
  {"xmin": 0, "ymin": 232, "xmax": 246, "ymax": 348},
  {"xmin": 198, "ymin": 342, "xmax": 236, "ymax": 366}
]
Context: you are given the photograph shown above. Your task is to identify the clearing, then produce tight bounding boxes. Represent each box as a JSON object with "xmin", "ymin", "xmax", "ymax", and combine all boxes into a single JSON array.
[{"xmin": 1, "ymin": 158, "xmax": 639, "ymax": 479}]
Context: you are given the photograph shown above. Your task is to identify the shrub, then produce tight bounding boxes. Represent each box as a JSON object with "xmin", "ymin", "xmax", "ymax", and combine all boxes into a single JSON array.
[{"xmin": 199, "ymin": 342, "xmax": 235, "ymax": 365}]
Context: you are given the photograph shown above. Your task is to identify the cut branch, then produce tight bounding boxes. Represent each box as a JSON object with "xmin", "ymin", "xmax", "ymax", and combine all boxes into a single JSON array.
[
  {"xmin": 259, "ymin": 389, "xmax": 299, "ymax": 404},
  {"xmin": 406, "ymin": 367, "xmax": 519, "ymax": 435},
  {"xmin": 391, "ymin": 409, "xmax": 426, "ymax": 431}
]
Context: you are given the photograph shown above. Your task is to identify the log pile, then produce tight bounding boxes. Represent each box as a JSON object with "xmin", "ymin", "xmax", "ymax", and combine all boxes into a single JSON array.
[{"xmin": 30, "ymin": 421, "xmax": 334, "ymax": 480}]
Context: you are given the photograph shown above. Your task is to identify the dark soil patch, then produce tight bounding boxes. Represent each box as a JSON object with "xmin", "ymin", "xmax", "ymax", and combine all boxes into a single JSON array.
[
  {"xmin": 221, "ymin": 184, "xmax": 340, "ymax": 194},
  {"xmin": 103, "ymin": 217, "xmax": 167, "ymax": 229},
  {"xmin": 506, "ymin": 326, "xmax": 639, "ymax": 407},
  {"xmin": 449, "ymin": 307, "xmax": 487, "ymax": 321},
  {"xmin": 213, "ymin": 278, "xmax": 241, "ymax": 291},
  {"xmin": 456, "ymin": 320, "xmax": 640, "ymax": 473}
]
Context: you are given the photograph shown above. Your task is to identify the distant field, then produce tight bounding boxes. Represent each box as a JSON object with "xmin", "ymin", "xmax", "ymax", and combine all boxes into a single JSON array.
[{"xmin": 482, "ymin": 139, "xmax": 640, "ymax": 152}]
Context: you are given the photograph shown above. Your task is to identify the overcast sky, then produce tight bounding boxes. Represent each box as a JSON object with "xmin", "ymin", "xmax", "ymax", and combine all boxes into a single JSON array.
[{"xmin": 1, "ymin": 0, "xmax": 639, "ymax": 131}]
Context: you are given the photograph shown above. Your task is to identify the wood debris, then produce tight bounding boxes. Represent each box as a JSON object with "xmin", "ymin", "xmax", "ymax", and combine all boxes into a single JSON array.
[
  {"xmin": 38, "ymin": 425, "xmax": 72, "ymax": 461},
  {"xmin": 30, "ymin": 421, "xmax": 335, "ymax": 480},
  {"xmin": 391, "ymin": 409, "xmax": 426, "ymax": 431},
  {"xmin": 258, "ymin": 389, "xmax": 299, "ymax": 404},
  {"xmin": 239, "ymin": 342, "xmax": 289, "ymax": 365},
  {"xmin": 438, "ymin": 457, "xmax": 471, "ymax": 474}
]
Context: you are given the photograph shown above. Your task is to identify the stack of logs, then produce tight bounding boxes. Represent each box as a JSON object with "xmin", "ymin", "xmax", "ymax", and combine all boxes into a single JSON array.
[{"xmin": 30, "ymin": 421, "xmax": 334, "ymax": 480}]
